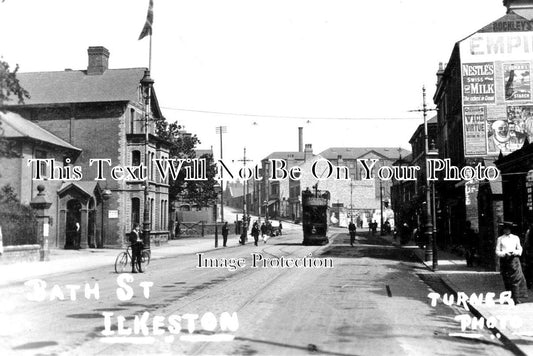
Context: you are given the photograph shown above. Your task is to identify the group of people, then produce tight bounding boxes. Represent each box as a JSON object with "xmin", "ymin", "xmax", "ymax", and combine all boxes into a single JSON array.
[
  {"xmin": 368, "ymin": 220, "xmax": 378, "ymax": 236},
  {"xmin": 249, "ymin": 220, "xmax": 283, "ymax": 246}
]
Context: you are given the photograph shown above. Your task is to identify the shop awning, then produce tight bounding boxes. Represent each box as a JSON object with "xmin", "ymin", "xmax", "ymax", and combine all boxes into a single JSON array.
[{"xmin": 267, "ymin": 199, "xmax": 278, "ymax": 206}]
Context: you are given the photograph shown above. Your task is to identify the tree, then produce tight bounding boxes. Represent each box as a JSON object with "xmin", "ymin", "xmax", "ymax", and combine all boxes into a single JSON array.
[
  {"xmin": 0, "ymin": 58, "xmax": 30, "ymax": 157},
  {"xmin": 183, "ymin": 153, "xmax": 218, "ymax": 208},
  {"xmin": 0, "ymin": 184, "xmax": 18, "ymax": 204},
  {"xmin": 155, "ymin": 117, "xmax": 218, "ymax": 207},
  {"xmin": 0, "ymin": 59, "xmax": 30, "ymax": 106}
]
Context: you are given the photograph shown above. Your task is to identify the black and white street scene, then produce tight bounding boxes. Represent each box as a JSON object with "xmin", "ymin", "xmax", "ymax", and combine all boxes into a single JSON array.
[{"xmin": 3, "ymin": 1, "xmax": 533, "ymax": 355}]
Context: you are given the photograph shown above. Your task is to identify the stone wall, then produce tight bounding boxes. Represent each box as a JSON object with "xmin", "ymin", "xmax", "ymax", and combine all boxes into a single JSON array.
[{"xmin": 0, "ymin": 244, "xmax": 41, "ymax": 264}]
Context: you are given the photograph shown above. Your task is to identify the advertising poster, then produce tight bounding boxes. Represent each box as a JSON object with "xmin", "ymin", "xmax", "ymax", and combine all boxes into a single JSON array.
[
  {"xmin": 1, "ymin": 1, "xmax": 533, "ymax": 356},
  {"xmin": 486, "ymin": 117, "xmax": 527, "ymax": 155},
  {"xmin": 504, "ymin": 63, "xmax": 531, "ymax": 101},
  {"xmin": 463, "ymin": 106, "xmax": 487, "ymax": 156},
  {"xmin": 462, "ymin": 62, "xmax": 496, "ymax": 105},
  {"xmin": 507, "ymin": 105, "xmax": 533, "ymax": 144}
]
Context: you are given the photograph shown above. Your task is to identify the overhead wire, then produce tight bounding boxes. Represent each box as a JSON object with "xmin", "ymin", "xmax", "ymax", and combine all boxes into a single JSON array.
[{"xmin": 160, "ymin": 106, "xmax": 422, "ymax": 121}]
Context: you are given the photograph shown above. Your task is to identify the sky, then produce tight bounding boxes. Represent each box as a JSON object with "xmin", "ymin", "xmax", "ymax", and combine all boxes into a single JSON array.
[{"xmin": 0, "ymin": 0, "xmax": 506, "ymax": 168}]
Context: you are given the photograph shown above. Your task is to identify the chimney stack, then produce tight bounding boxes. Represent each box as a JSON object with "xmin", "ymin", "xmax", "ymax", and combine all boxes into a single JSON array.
[
  {"xmin": 298, "ymin": 127, "xmax": 303, "ymax": 153},
  {"xmin": 436, "ymin": 62, "xmax": 445, "ymax": 86},
  {"xmin": 304, "ymin": 143, "xmax": 313, "ymax": 162},
  {"xmin": 504, "ymin": 0, "xmax": 533, "ymax": 15},
  {"xmin": 87, "ymin": 46, "xmax": 110, "ymax": 75}
]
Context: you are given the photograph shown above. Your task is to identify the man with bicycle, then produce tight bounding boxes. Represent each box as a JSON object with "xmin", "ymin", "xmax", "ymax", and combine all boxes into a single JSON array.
[{"xmin": 129, "ymin": 223, "xmax": 143, "ymax": 273}]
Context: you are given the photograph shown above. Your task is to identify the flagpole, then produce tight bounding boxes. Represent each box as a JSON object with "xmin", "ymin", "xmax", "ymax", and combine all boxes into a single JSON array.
[{"xmin": 149, "ymin": 34, "xmax": 152, "ymax": 72}]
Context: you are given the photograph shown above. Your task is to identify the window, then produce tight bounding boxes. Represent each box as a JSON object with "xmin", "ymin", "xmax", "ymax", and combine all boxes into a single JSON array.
[
  {"xmin": 130, "ymin": 108, "xmax": 135, "ymax": 134},
  {"xmin": 131, "ymin": 198, "xmax": 140, "ymax": 225},
  {"xmin": 160, "ymin": 200, "xmax": 164, "ymax": 230},
  {"xmin": 150, "ymin": 198, "xmax": 154, "ymax": 228},
  {"xmin": 150, "ymin": 152, "xmax": 155, "ymax": 181},
  {"xmin": 35, "ymin": 150, "xmax": 48, "ymax": 178},
  {"xmin": 131, "ymin": 150, "xmax": 141, "ymax": 166}
]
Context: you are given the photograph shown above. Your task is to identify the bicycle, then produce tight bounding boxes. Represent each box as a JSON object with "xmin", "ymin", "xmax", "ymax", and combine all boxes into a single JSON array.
[{"xmin": 114, "ymin": 245, "xmax": 151, "ymax": 273}]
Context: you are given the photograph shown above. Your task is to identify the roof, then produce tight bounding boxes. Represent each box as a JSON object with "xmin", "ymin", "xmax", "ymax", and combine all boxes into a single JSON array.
[
  {"xmin": 195, "ymin": 148, "xmax": 213, "ymax": 158},
  {"xmin": 319, "ymin": 147, "xmax": 410, "ymax": 160},
  {"xmin": 2, "ymin": 68, "xmax": 146, "ymax": 106},
  {"xmin": 409, "ymin": 115, "xmax": 438, "ymax": 144},
  {"xmin": 58, "ymin": 181, "xmax": 101, "ymax": 198},
  {"xmin": 262, "ymin": 151, "xmax": 305, "ymax": 161},
  {"xmin": 0, "ymin": 111, "xmax": 81, "ymax": 152},
  {"xmin": 392, "ymin": 153, "xmax": 413, "ymax": 166}
]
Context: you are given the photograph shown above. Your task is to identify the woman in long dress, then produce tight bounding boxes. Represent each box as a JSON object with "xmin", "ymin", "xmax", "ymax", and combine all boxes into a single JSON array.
[{"xmin": 496, "ymin": 222, "xmax": 529, "ymax": 304}]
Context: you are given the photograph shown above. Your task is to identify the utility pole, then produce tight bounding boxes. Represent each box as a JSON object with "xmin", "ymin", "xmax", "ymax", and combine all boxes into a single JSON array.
[
  {"xmin": 350, "ymin": 180, "xmax": 354, "ymax": 223},
  {"xmin": 238, "ymin": 147, "xmax": 253, "ymax": 239},
  {"xmin": 215, "ymin": 126, "xmax": 227, "ymax": 223},
  {"xmin": 410, "ymin": 85, "xmax": 438, "ymax": 270},
  {"xmin": 380, "ymin": 179, "xmax": 384, "ymax": 236}
]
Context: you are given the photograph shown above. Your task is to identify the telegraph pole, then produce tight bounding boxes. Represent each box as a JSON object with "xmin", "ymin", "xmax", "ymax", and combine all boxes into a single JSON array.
[
  {"xmin": 350, "ymin": 180, "xmax": 354, "ymax": 223},
  {"xmin": 238, "ymin": 147, "xmax": 253, "ymax": 239},
  {"xmin": 410, "ymin": 86, "xmax": 437, "ymax": 270},
  {"xmin": 380, "ymin": 179, "xmax": 384, "ymax": 236},
  {"xmin": 215, "ymin": 126, "xmax": 226, "ymax": 222}
]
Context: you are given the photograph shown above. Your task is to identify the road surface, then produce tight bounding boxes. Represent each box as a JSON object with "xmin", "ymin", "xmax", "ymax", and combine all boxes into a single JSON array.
[{"xmin": 0, "ymin": 225, "xmax": 513, "ymax": 355}]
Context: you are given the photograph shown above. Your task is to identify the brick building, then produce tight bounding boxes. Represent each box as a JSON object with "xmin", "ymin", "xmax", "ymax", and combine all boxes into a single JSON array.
[
  {"xmin": 259, "ymin": 144, "xmax": 313, "ymax": 220},
  {"xmin": 287, "ymin": 147, "xmax": 409, "ymax": 227},
  {"xmin": 0, "ymin": 111, "xmax": 83, "ymax": 247},
  {"xmin": 391, "ymin": 116, "xmax": 438, "ymax": 235},
  {"xmin": 1, "ymin": 46, "xmax": 170, "ymax": 248},
  {"xmin": 433, "ymin": 0, "xmax": 533, "ymax": 266}
]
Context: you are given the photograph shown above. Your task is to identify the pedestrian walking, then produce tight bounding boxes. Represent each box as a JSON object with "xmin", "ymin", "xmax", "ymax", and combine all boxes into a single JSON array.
[
  {"xmin": 175, "ymin": 221, "xmax": 181, "ymax": 237},
  {"xmin": 371, "ymin": 220, "xmax": 377, "ymax": 236},
  {"xmin": 496, "ymin": 222, "xmax": 528, "ymax": 304},
  {"xmin": 463, "ymin": 221, "xmax": 477, "ymax": 267},
  {"xmin": 266, "ymin": 220, "xmax": 273, "ymax": 236},
  {"xmin": 400, "ymin": 222, "xmax": 410, "ymax": 245},
  {"xmin": 263, "ymin": 221, "xmax": 272, "ymax": 244},
  {"xmin": 348, "ymin": 221, "xmax": 356, "ymax": 247},
  {"xmin": 240, "ymin": 218, "xmax": 248, "ymax": 245},
  {"xmin": 383, "ymin": 220, "xmax": 391, "ymax": 235},
  {"xmin": 251, "ymin": 222, "xmax": 260, "ymax": 246},
  {"xmin": 222, "ymin": 221, "xmax": 229, "ymax": 247},
  {"xmin": 129, "ymin": 223, "xmax": 143, "ymax": 273},
  {"xmin": 260, "ymin": 222, "xmax": 267, "ymax": 238},
  {"xmin": 278, "ymin": 220, "xmax": 283, "ymax": 236}
]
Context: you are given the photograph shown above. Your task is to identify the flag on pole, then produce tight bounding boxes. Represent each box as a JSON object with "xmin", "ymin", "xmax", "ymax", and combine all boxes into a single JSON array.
[{"xmin": 138, "ymin": 0, "xmax": 154, "ymax": 40}]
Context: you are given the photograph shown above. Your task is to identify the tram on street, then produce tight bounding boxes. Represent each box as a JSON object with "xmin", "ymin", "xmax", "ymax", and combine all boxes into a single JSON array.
[{"xmin": 301, "ymin": 186, "xmax": 330, "ymax": 245}]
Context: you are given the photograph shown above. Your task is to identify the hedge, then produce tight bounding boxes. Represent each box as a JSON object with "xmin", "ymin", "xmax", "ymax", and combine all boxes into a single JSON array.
[{"xmin": 0, "ymin": 202, "xmax": 38, "ymax": 246}]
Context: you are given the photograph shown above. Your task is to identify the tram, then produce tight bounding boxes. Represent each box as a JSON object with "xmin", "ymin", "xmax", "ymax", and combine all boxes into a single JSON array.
[{"xmin": 301, "ymin": 186, "xmax": 330, "ymax": 245}]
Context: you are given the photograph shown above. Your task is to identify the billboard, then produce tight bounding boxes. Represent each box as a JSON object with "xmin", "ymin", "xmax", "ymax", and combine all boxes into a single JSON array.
[{"xmin": 460, "ymin": 32, "xmax": 533, "ymax": 156}]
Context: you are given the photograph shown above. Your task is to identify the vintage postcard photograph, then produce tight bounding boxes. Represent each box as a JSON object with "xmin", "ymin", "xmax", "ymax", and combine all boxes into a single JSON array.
[{"xmin": 1, "ymin": 1, "xmax": 533, "ymax": 355}]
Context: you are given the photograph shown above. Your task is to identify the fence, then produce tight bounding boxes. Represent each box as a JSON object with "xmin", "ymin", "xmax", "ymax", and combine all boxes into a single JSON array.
[{"xmin": 176, "ymin": 222, "xmax": 235, "ymax": 237}]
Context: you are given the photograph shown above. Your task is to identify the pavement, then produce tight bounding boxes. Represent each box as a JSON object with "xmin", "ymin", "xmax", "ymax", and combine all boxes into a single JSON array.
[
  {"xmin": 0, "ymin": 234, "xmax": 243, "ymax": 287},
  {"xmin": 379, "ymin": 232, "xmax": 533, "ymax": 356}
]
